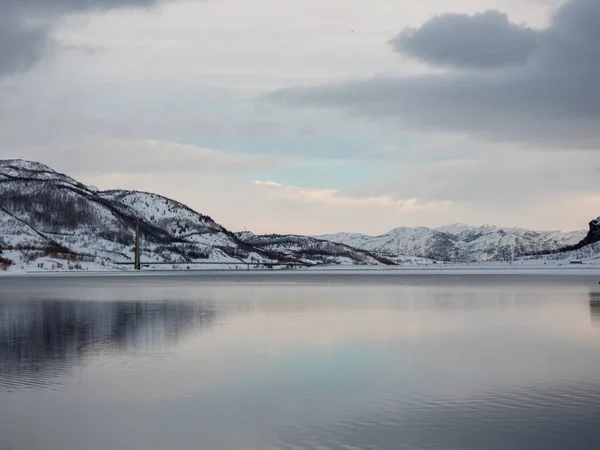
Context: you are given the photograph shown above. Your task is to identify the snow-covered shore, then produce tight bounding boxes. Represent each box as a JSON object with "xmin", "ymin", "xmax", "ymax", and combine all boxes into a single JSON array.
[{"xmin": 3, "ymin": 260, "xmax": 600, "ymax": 277}]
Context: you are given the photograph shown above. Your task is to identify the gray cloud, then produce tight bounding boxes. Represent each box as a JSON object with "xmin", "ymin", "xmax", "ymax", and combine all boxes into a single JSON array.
[
  {"xmin": 359, "ymin": 150, "xmax": 596, "ymax": 206},
  {"xmin": 0, "ymin": 0, "xmax": 161, "ymax": 76},
  {"xmin": 390, "ymin": 10, "xmax": 538, "ymax": 69},
  {"xmin": 0, "ymin": 11, "xmax": 48, "ymax": 74},
  {"xmin": 267, "ymin": 0, "xmax": 600, "ymax": 147}
]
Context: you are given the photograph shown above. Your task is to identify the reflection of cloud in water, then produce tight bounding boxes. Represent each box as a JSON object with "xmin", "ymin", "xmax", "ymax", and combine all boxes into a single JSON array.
[{"xmin": 0, "ymin": 300, "xmax": 215, "ymax": 389}]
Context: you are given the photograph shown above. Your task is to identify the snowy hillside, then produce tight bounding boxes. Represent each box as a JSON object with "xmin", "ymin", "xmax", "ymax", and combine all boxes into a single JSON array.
[
  {"xmin": 98, "ymin": 190, "xmax": 251, "ymax": 260},
  {"xmin": 319, "ymin": 224, "xmax": 586, "ymax": 263},
  {"xmin": 0, "ymin": 159, "xmax": 389, "ymax": 272},
  {"xmin": 527, "ymin": 242, "xmax": 600, "ymax": 264},
  {"xmin": 235, "ymin": 232, "xmax": 395, "ymax": 266},
  {"xmin": 520, "ymin": 217, "xmax": 600, "ymax": 264},
  {"xmin": 0, "ymin": 208, "xmax": 52, "ymax": 249},
  {"xmin": 1, "ymin": 159, "xmax": 596, "ymax": 273},
  {"xmin": 0, "ymin": 160, "xmax": 284, "ymax": 271}
]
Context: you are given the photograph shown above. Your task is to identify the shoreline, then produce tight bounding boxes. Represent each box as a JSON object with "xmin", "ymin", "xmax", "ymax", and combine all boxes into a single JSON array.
[{"xmin": 3, "ymin": 264, "xmax": 600, "ymax": 277}]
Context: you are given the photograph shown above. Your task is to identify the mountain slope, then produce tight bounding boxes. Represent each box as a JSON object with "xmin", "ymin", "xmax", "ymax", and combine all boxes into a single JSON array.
[
  {"xmin": 0, "ymin": 159, "xmax": 389, "ymax": 270},
  {"xmin": 0, "ymin": 159, "xmax": 594, "ymax": 271},
  {"xmin": 556, "ymin": 217, "xmax": 600, "ymax": 252},
  {"xmin": 0, "ymin": 207, "xmax": 54, "ymax": 250},
  {"xmin": 235, "ymin": 232, "xmax": 395, "ymax": 266},
  {"xmin": 0, "ymin": 160, "xmax": 279, "ymax": 269},
  {"xmin": 319, "ymin": 227, "xmax": 463, "ymax": 262},
  {"xmin": 319, "ymin": 224, "xmax": 586, "ymax": 262}
]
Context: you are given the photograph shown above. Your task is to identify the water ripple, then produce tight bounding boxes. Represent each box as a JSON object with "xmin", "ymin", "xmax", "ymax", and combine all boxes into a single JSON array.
[{"xmin": 269, "ymin": 376, "xmax": 600, "ymax": 450}]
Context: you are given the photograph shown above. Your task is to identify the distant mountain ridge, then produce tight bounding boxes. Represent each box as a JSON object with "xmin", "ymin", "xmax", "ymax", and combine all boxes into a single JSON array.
[
  {"xmin": 0, "ymin": 159, "xmax": 595, "ymax": 271},
  {"xmin": 235, "ymin": 231, "xmax": 395, "ymax": 266},
  {"xmin": 317, "ymin": 224, "xmax": 585, "ymax": 263}
]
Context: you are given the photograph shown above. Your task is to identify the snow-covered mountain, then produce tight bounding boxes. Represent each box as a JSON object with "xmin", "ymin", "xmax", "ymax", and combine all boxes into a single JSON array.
[
  {"xmin": 235, "ymin": 232, "xmax": 395, "ymax": 266},
  {"xmin": 0, "ymin": 159, "xmax": 389, "ymax": 271},
  {"xmin": 318, "ymin": 224, "xmax": 586, "ymax": 263},
  {"xmin": 560, "ymin": 217, "xmax": 600, "ymax": 252},
  {"xmin": 1, "ymin": 159, "xmax": 596, "ymax": 272},
  {"xmin": 0, "ymin": 159, "xmax": 280, "ymax": 269},
  {"xmin": 534, "ymin": 217, "xmax": 600, "ymax": 264}
]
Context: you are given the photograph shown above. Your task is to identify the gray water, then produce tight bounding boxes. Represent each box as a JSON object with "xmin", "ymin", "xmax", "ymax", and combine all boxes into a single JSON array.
[{"xmin": 2, "ymin": 272, "xmax": 600, "ymax": 450}]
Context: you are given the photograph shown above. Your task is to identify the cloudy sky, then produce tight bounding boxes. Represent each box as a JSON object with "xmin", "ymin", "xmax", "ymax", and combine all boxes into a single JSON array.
[{"xmin": 1, "ymin": 0, "xmax": 598, "ymax": 234}]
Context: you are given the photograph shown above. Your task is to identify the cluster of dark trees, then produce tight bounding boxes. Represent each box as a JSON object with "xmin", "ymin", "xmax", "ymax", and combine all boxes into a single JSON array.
[
  {"xmin": 180, "ymin": 244, "xmax": 211, "ymax": 260},
  {"xmin": 0, "ymin": 186, "xmax": 97, "ymax": 232},
  {"xmin": 0, "ymin": 256, "xmax": 13, "ymax": 271},
  {"xmin": 239, "ymin": 234, "xmax": 394, "ymax": 265},
  {"xmin": 544, "ymin": 241, "xmax": 600, "ymax": 261},
  {"xmin": 98, "ymin": 228, "xmax": 134, "ymax": 246}
]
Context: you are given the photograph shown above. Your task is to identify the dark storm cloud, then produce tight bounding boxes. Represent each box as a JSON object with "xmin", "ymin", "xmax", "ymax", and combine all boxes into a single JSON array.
[
  {"xmin": 390, "ymin": 10, "xmax": 538, "ymax": 69},
  {"xmin": 267, "ymin": 0, "xmax": 600, "ymax": 147},
  {"xmin": 0, "ymin": 0, "xmax": 161, "ymax": 75}
]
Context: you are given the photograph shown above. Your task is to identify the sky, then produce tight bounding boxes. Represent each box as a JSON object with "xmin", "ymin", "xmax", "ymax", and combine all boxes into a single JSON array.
[{"xmin": 0, "ymin": 0, "xmax": 598, "ymax": 235}]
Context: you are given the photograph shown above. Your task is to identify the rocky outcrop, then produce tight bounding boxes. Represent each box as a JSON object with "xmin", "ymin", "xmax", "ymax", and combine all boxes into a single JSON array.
[
  {"xmin": 549, "ymin": 217, "xmax": 600, "ymax": 255},
  {"xmin": 577, "ymin": 217, "xmax": 600, "ymax": 247}
]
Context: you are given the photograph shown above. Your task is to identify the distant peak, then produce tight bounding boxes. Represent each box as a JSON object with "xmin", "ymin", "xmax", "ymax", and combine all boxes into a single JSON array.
[
  {"xmin": 0, "ymin": 159, "xmax": 55, "ymax": 172},
  {"xmin": 389, "ymin": 226, "xmax": 428, "ymax": 232},
  {"xmin": 436, "ymin": 223, "xmax": 473, "ymax": 229}
]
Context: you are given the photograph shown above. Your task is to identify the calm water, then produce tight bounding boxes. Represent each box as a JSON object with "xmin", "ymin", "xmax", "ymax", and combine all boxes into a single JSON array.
[{"xmin": 2, "ymin": 272, "xmax": 600, "ymax": 450}]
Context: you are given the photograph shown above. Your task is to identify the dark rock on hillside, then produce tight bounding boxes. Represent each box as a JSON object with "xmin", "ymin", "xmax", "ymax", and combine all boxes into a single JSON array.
[{"xmin": 562, "ymin": 217, "xmax": 600, "ymax": 251}]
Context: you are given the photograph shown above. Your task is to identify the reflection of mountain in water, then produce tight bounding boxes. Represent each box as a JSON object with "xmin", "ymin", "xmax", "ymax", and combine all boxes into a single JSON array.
[
  {"xmin": 589, "ymin": 293, "xmax": 600, "ymax": 328},
  {"xmin": 0, "ymin": 300, "xmax": 215, "ymax": 389}
]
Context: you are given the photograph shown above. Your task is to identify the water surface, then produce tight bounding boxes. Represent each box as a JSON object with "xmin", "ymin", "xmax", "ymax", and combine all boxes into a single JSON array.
[{"xmin": 2, "ymin": 273, "xmax": 600, "ymax": 450}]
